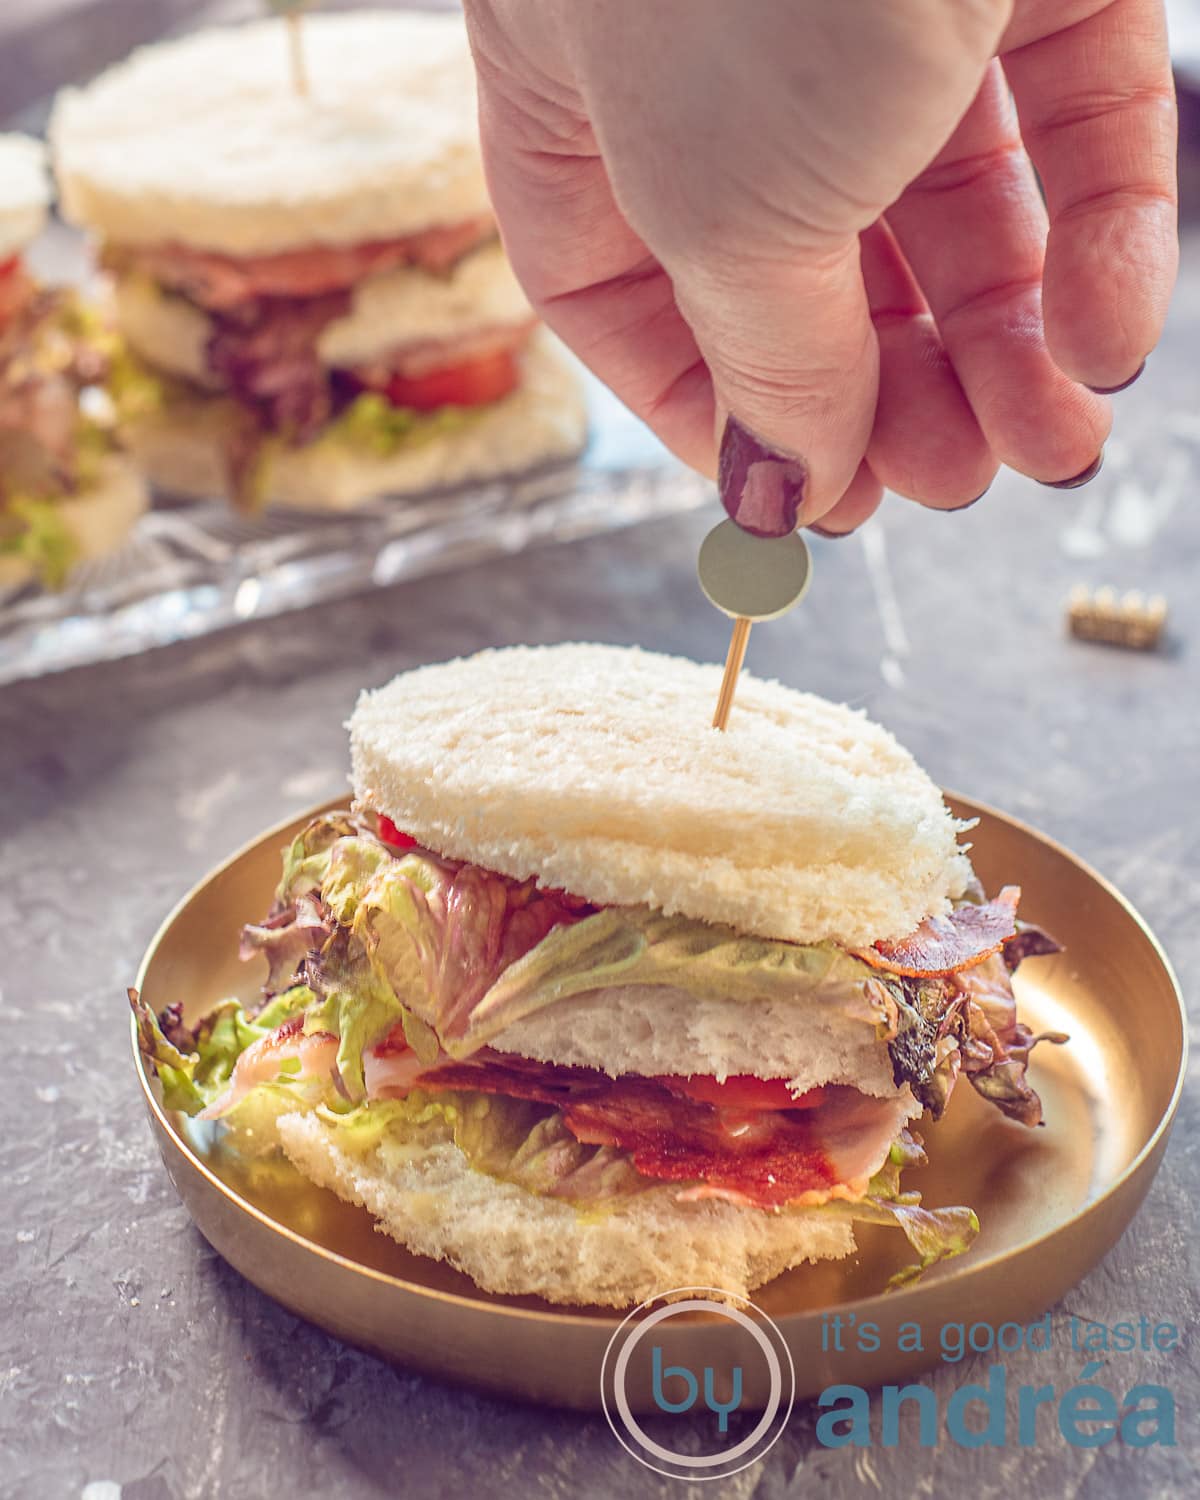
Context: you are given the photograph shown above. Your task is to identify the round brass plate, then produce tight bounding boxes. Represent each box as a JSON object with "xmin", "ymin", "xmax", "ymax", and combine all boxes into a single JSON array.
[{"xmin": 133, "ymin": 796, "xmax": 1186, "ymax": 1412}]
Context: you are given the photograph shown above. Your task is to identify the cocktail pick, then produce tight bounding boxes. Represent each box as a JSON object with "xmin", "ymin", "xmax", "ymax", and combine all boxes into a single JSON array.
[
  {"xmin": 268, "ymin": 0, "xmax": 314, "ymax": 98},
  {"xmin": 698, "ymin": 519, "xmax": 813, "ymax": 730}
]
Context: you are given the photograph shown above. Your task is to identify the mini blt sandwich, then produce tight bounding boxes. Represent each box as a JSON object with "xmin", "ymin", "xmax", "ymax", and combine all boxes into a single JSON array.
[
  {"xmin": 50, "ymin": 11, "xmax": 587, "ymax": 511},
  {"xmin": 135, "ymin": 646, "xmax": 1062, "ymax": 1307},
  {"xmin": 0, "ymin": 134, "xmax": 146, "ymax": 589}
]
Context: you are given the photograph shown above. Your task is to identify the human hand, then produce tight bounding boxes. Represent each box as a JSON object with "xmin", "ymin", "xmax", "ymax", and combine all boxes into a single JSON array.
[{"xmin": 463, "ymin": 0, "xmax": 1177, "ymax": 535}]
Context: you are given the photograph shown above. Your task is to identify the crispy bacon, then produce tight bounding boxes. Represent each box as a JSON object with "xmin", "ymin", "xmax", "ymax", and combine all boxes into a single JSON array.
[
  {"xmin": 112, "ymin": 217, "xmax": 496, "ymax": 312},
  {"xmin": 395, "ymin": 1053, "xmax": 912, "ymax": 1207},
  {"xmin": 853, "ymin": 888, "xmax": 1021, "ymax": 978}
]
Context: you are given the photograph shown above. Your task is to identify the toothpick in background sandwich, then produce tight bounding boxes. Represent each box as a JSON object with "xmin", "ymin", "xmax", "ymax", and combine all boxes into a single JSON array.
[
  {"xmin": 50, "ymin": 11, "xmax": 587, "ymax": 511},
  {"xmin": 134, "ymin": 645, "xmax": 1062, "ymax": 1306},
  {"xmin": 0, "ymin": 134, "xmax": 147, "ymax": 589}
]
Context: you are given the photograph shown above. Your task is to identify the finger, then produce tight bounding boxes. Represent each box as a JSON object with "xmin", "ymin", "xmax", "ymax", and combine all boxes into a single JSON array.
[
  {"xmin": 473, "ymin": 68, "xmax": 718, "ymax": 472},
  {"xmin": 806, "ymin": 460, "xmax": 885, "ymax": 538},
  {"xmin": 886, "ymin": 63, "xmax": 1111, "ymax": 485},
  {"xmin": 859, "ymin": 219, "xmax": 998, "ymax": 508},
  {"xmin": 1002, "ymin": 0, "xmax": 1177, "ymax": 390},
  {"xmin": 665, "ymin": 233, "xmax": 879, "ymax": 525}
]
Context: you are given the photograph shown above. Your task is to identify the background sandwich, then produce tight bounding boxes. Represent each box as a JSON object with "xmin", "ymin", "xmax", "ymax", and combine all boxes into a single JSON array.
[
  {"xmin": 0, "ymin": 133, "xmax": 146, "ymax": 590},
  {"xmin": 50, "ymin": 10, "xmax": 587, "ymax": 511},
  {"xmin": 135, "ymin": 645, "xmax": 1060, "ymax": 1306}
]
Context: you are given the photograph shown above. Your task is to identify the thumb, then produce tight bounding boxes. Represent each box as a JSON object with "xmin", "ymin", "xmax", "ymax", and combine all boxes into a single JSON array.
[{"xmin": 666, "ymin": 237, "xmax": 878, "ymax": 535}]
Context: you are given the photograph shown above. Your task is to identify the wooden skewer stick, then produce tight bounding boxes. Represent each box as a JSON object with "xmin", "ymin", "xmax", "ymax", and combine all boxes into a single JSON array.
[
  {"xmin": 287, "ymin": 13, "xmax": 310, "ymax": 97},
  {"xmin": 712, "ymin": 616, "xmax": 752, "ymax": 731}
]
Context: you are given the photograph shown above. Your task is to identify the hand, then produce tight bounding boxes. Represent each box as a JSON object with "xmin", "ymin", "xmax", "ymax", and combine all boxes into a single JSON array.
[{"xmin": 463, "ymin": 0, "xmax": 1177, "ymax": 534}]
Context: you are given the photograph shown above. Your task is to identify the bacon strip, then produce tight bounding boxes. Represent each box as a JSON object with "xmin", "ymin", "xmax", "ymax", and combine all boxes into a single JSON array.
[
  {"xmin": 113, "ymin": 217, "xmax": 496, "ymax": 312},
  {"xmin": 395, "ymin": 1053, "xmax": 911, "ymax": 1207},
  {"xmin": 852, "ymin": 888, "xmax": 1021, "ymax": 978}
]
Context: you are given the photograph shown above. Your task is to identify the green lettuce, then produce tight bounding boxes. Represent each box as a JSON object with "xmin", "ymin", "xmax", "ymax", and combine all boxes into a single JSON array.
[
  {"xmin": 329, "ymin": 392, "xmax": 478, "ymax": 459},
  {"xmin": 818, "ymin": 1131, "xmax": 979, "ymax": 1288},
  {"xmin": 319, "ymin": 1089, "xmax": 652, "ymax": 1206},
  {"xmin": 131, "ymin": 985, "xmax": 314, "ymax": 1115},
  {"xmin": 0, "ymin": 498, "xmax": 78, "ymax": 589},
  {"xmin": 462, "ymin": 908, "xmax": 891, "ymax": 1051},
  {"xmin": 301, "ymin": 928, "xmax": 404, "ymax": 1101},
  {"xmin": 275, "ymin": 812, "xmax": 359, "ymax": 905}
]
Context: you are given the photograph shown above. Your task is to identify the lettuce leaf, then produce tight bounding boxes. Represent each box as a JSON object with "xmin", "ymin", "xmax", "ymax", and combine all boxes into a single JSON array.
[
  {"xmin": 954, "ymin": 952, "xmax": 1067, "ymax": 1126},
  {"xmin": 0, "ymin": 498, "xmax": 78, "ymax": 589},
  {"xmin": 301, "ymin": 928, "xmax": 404, "ymax": 1101},
  {"xmin": 239, "ymin": 891, "xmax": 334, "ymax": 997},
  {"xmin": 818, "ymin": 1131, "xmax": 979, "ymax": 1287},
  {"xmin": 332, "ymin": 844, "xmax": 893, "ymax": 1058},
  {"xmin": 131, "ymin": 985, "xmax": 314, "ymax": 1115},
  {"xmin": 275, "ymin": 812, "xmax": 359, "ymax": 906},
  {"xmin": 329, "ymin": 392, "xmax": 478, "ymax": 459},
  {"xmin": 318, "ymin": 1089, "xmax": 653, "ymax": 1205},
  {"xmin": 464, "ymin": 908, "xmax": 891, "ymax": 1049}
]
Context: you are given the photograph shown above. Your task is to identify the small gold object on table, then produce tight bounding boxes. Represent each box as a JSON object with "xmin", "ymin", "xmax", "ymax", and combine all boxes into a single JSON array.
[{"xmin": 1067, "ymin": 586, "xmax": 1167, "ymax": 651}]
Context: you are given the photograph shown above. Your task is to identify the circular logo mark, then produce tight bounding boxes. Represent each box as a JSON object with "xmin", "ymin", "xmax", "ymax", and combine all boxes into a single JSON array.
[{"xmin": 600, "ymin": 1286, "xmax": 795, "ymax": 1480}]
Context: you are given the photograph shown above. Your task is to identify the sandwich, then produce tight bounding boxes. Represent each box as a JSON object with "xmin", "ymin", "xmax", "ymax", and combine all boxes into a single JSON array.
[
  {"xmin": 50, "ymin": 11, "xmax": 587, "ymax": 511},
  {"xmin": 133, "ymin": 645, "xmax": 1061, "ymax": 1306},
  {"xmin": 0, "ymin": 134, "xmax": 147, "ymax": 589}
]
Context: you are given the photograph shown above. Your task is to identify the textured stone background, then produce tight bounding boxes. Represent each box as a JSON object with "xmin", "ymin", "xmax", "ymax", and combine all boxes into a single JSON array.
[{"xmin": 2, "ymin": 11, "xmax": 1199, "ymax": 1500}]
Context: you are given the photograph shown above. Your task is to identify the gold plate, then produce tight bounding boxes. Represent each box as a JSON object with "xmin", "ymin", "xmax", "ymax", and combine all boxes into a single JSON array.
[{"xmin": 133, "ymin": 796, "xmax": 1186, "ymax": 1412}]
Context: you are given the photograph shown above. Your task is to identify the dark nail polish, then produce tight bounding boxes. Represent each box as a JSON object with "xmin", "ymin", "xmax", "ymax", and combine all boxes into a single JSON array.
[
  {"xmin": 718, "ymin": 416, "xmax": 808, "ymax": 538},
  {"xmin": 947, "ymin": 488, "xmax": 989, "ymax": 512},
  {"xmin": 808, "ymin": 523, "xmax": 853, "ymax": 540},
  {"xmin": 1087, "ymin": 361, "xmax": 1145, "ymax": 396},
  {"xmin": 1042, "ymin": 450, "xmax": 1104, "ymax": 490}
]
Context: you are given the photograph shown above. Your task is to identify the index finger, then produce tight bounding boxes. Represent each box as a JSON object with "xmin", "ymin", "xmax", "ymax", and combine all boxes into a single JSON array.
[{"xmin": 1002, "ymin": 0, "xmax": 1178, "ymax": 391}]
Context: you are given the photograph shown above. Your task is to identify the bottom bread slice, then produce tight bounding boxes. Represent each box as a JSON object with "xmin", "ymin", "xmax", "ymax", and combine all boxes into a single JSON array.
[{"xmin": 277, "ymin": 1111, "xmax": 856, "ymax": 1308}]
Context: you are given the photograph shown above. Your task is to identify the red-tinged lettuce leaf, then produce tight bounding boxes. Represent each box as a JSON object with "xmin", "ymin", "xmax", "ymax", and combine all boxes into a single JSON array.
[
  {"xmin": 240, "ymin": 890, "xmax": 334, "ymax": 998},
  {"xmin": 129, "ymin": 985, "xmax": 314, "ymax": 1116},
  {"xmin": 954, "ymin": 952, "xmax": 1068, "ymax": 1126}
]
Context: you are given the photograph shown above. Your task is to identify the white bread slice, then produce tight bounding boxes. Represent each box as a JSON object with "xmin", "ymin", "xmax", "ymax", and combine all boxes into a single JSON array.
[
  {"xmin": 123, "ymin": 332, "xmax": 586, "ymax": 509},
  {"xmin": 498, "ymin": 984, "xmax": 904, "ymax": 1097},
  {"xmin": 113, "ymin": 240, "xmax": 533, "ymax": 384},
  {"xmin": 50, "ymin": 12, "xmax": 491, "ymax": 256},
  {"xmin": 0, "ymin": 134, "xmax": 49, "ymax": 259},
  {"xmin": 0, "ymin": 454, "xmax": 148, "ymax": 589},
  {"xmin": 277, "ymin": 1111, "xmax": 855, "ymax": 1307},
  {"xmin": 349, "ymin": 646, "xmax": 973, "ymax": 946}
]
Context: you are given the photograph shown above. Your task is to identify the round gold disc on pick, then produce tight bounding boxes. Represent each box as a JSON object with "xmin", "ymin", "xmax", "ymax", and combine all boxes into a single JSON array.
[{"xmin": 697, "ymin": 519, "xmax": 813, "ymax": 621}]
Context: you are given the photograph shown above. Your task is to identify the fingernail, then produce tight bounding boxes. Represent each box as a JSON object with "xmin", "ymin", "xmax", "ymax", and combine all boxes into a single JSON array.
[
  {"xmin": 808, "ymin": 523, "xmax": 854, "ymax": 540},
  {"xmin": 718, "ymin": 415, "xmax": 808, "ymax": 538},
  {"xmin": 1041, "ymin": 450, "xmax": 1104, "ymax": 490},
  {"xmin": 947, "ymin": 487, "xmax": 989, "ymax": 512},
  {"xmin": 1087, "ymin": 361, "xmax": 1145, "ymax": 396}
]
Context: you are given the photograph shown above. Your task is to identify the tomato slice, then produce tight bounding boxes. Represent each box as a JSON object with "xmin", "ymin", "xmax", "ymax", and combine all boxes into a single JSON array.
[
  {"xmin": 0, "ymin": 255, "xmax": 18, "ymax": 279},
  {"xmin": 377, "ymin": 814, "xmax": 418, "ymax": 850},
  {"xmin": 383, "ymin": 348, "xmax": 520, "ymax": 412},
  {"xmin": 656, "ymin": 1074, "xmax": 826, "ymax": 1111}
]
